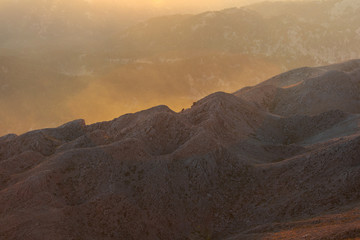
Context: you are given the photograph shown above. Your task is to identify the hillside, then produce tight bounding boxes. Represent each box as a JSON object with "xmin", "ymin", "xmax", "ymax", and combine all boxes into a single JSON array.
[{"xmin": 1, "ymin": 59, "xmax": 360, "ymax": 239}]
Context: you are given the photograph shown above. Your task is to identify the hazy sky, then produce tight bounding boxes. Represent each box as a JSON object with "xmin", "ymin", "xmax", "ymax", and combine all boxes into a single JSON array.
[
  {"xmin": 49, "ymin": 0, "xmax": 311, "ymax": 14},
  {"xmin": 0, "ymin": 0, "xmax": 314, "ymax": 20},
  {"xmin": 86, "ymin": 0, "xmax": 317, "ymax": 18},
  {"xmin": 105, "ymin": 0, "xmax": 305, "ymax": 13}
]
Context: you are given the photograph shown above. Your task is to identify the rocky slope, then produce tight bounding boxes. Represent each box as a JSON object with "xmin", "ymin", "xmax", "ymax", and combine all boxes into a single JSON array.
[{"xmin": 1, "ymin": 59, "xmax": 360, "ymax": 239}]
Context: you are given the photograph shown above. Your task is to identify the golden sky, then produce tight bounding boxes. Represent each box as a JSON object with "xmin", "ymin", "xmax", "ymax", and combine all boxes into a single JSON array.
[
  {"xmin": 0, "ymin": 0, "xmax": 313, "ymax": 16},
  {"xmin": 94, "ymin": 0, "xmax": 314, "ymax": 15},
  {"xmin": 83, "ymin": 0, "xmax": 308, "ymax": 13}
]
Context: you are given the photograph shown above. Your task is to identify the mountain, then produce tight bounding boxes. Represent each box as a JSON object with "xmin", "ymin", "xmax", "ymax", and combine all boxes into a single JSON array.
[
  {"xmin": 116, "ymin": 0, "xmax": 360, "ymax": 67},
  {"xmin": 1, "ymin": 0, "xmax": 360, "ymax": 136},
  {"xmin": 0, "ymin": 0, "xmax": 273, "ymax": 47},
  {"xmin": 1, "ymin": 59, "xmax": 360, "ymax": 239}
]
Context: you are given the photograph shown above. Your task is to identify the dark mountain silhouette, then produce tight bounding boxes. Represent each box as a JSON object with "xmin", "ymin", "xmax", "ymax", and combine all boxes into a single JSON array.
[{"xmin": 1, "ymin": 59, "xmax": 360, "ymax": 239}]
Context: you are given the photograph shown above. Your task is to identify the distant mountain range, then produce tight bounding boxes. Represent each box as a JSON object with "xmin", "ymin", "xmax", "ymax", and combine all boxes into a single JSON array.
[
  {"xmin": 0, "ymin": 0, "xmax": 360, "ymax": 135},
  {"xmin": 116, "ymin": 0, "xmax": 360, "ymax": 67},
  {"xmin": 1, "ymin": 59, "xmax": 360, "ymax": 239},
  {"xmin": 0, "ymin": 0, "xmax": 272, "ymax": 47}
]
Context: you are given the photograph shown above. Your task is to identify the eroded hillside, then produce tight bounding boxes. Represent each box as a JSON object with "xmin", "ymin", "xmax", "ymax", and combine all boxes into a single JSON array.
[{"xmin": 1, "ymin": 60, "xmax": 360, "ymax": 239}]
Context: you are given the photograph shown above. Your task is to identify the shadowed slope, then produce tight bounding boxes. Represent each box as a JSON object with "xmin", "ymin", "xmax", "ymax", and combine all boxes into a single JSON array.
[
  {"xmin": 235, "ymin": 59, "xmax": 360, "ymax": 116},
  {"xmin": 1, "ymin": 60, "xmax": 360, "ymax": 239}
]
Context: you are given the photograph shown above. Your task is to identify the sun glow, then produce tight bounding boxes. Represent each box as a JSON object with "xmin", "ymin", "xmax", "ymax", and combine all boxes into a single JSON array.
[{"xmin": 152, "ymin": 0, "xmax": 164, "ymax": 6}]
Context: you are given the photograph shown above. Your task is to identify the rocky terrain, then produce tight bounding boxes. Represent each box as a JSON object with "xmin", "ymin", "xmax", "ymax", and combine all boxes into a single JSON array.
[{"xmin": 1, "ymin": 59, "xmax": 359, "ymax": 239}]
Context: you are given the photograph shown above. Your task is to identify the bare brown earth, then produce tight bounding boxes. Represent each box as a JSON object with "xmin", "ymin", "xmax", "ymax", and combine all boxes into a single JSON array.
[{"xmin": 0, "ymin": 59, "xmax": 360, "ymax": 239}]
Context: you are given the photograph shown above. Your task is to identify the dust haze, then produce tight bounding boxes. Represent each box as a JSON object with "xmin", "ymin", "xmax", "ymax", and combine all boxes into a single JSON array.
[{"xmin": 0, "ymin": 0, "xmax": 358, "ymax": 135}]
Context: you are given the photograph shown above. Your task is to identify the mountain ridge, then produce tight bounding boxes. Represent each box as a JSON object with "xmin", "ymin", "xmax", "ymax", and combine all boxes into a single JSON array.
[
  {"xmin": 2, "ymin": 0, "xmax": 360, "ymax": 135},
  {"xmin": 1, "ymin": 59, "xmax": 360, "ymax": 239}
]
